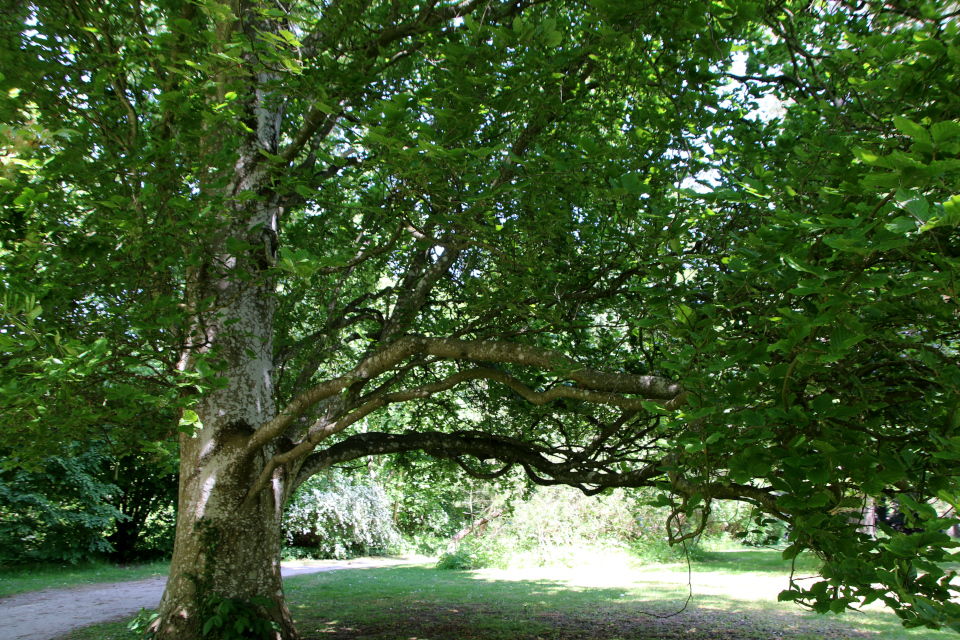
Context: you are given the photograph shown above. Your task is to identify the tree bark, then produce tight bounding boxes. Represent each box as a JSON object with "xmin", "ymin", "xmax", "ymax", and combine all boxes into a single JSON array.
[
  {"xmin": 153, "ymin": 432, "xmax": 295, "ymax": 639},
  {"xmin": 152, "ymin": 194, "xmax": 294, "ymax": 637}
]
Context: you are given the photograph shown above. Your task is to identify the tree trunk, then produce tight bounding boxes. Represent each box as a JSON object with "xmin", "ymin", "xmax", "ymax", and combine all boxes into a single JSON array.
[
  {"xmin": 151, "ymin": 16, "xmax": 298, "ymax": 629},
  {"xmin": 447, "ymin": 509, "xmax": 504, "ymax": 553},
  {"xmin": 108, "ymin": 518, "xmax": 140, "ymax": 563},
  {"xmin": 859, "ymin": 496, "xmax": 876, "ymax": 538},
  {"xmin": 152, "ymin": 432, "xmax": 295, "ymax": 639},
  {"xmin": 152, "ymin": 186, "xmax": 294, "ymax": 637}
]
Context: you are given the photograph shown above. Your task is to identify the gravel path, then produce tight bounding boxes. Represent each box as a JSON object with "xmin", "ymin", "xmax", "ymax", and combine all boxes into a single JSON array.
[{"xmin": 0, "ymin": 556, "xmax": 427, "ymax": 640}]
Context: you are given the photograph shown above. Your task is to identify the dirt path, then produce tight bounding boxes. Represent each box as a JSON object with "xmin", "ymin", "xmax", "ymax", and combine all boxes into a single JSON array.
[{"xmin": 0, "ymin": 556, "xmax": 428, "ymax": 640}]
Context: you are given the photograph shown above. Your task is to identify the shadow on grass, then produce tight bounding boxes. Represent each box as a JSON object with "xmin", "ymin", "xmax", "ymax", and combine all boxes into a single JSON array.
[
  {"xmin": 51, "ymin": 557, "xmax": 946, "ymax": 640},
  {"xmin": 284, "ymin": 564, "xmax": 915, "ymax": 640}
]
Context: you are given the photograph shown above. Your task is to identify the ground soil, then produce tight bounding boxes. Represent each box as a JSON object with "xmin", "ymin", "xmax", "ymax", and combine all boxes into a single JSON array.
[{"xmin": 0, "ymin": 556, "xmax": 424, "ymax": 640}]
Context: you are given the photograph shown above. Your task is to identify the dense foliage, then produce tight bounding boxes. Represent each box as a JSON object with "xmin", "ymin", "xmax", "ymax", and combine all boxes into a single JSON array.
[
  {"xmin": 1, "ymin": 0, "xmax": 959, "ymax": 636},
  {"xmin": 0, "ymin": 443, "xmax": 178, "ymax": 564},
  {"xmin": 0, "ymin": 447, "xmax": 121, "ymax": 563}
]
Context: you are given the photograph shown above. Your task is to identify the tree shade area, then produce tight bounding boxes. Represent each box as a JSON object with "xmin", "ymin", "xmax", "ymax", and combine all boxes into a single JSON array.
[{"xmin": 0, "ymin": 0, "xmax": 958, "ymax": 638}]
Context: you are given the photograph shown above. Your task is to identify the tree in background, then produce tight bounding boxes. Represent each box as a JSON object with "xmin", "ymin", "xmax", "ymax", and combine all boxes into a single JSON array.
[
  {"xmin": 105, "ymin": 445, "xmax": 180, "ymax": 563},
  {"xmin": 380, "ymin": 451, "xmax": 513, "ymax": 550},
  {"xmin": 0, "ymin": 446, "xmax": 121, "ymax": 564},
  {"xmin": 1, "ymin": 1, "xmax": 959, "ymax": 638},
  {"xmin": 0, "ymin": 440, "xmax": 177, "ymax": 564}
]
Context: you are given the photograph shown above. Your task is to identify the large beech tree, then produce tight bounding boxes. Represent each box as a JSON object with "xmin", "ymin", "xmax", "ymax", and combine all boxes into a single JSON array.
[{"xmin": 2, "ymin": 0, "xmax": 960, "ymax": 637}]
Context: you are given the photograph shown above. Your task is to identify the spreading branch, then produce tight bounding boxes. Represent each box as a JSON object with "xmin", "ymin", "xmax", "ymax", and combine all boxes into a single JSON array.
[
  {"xmin": 247, "ymin": 335, "xmax": 687, "ymax": 456},
  {"xmin": 288, "ymin": 431, "xmax": 782, "ymax": 516}
]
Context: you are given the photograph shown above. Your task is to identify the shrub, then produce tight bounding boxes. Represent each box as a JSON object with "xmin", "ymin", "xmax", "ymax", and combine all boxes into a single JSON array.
[
  {"xmin": 396, "ymin": 532, "xmax": 449, "ymax": 557},
  {"xmin": 431, "ymin": 485, "xmax": 643, "ymax": 569},
  {"xmin": 282, "ymin": 471, "xmax": 400, "ymax": 559},
  {"xmin": 629, "ymin": 537, "xmax": 709, "ymax": 564},
  {"xmin": 737, "ymin": 514, "xmax": 789, "ymax": 547},
  {"xmin": 505, "ymin": 485, "xmax": 640, "ymax": 549},
  {"xmin": 439, "ymin": 485, "xmax": 726, "ymax": 569},
  {"xmin": 202, "ymin": 595, "xmax": 279, "ymax": 640},
  {"xmin": 435, "ymin": 539, "xmax": 506, "ymax": 570}
]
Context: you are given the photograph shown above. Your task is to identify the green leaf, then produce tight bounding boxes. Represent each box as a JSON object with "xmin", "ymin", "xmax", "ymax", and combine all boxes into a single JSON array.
[
  {"xmin": 13, "ymin": 187, "xmax": 36, "ymax": 206},
  {"xmin": 931, "ymin": 121, "xmax": 960, "ymax": 144},
  {"xmin": 941, "ymin": 194, "xmax": 960, "ymax": 220},
  {"xmin": 675, "ymin": 304, "xmax": 695, "ymax": 326},
  {"xmin": 24, "ymin": 304, "xmax": 42, "ymax": 323},
  {"xmin": 830, "ymin": 324, "xmax": 865, "ymax": 351},
  {"xmin": 178, "ymin": 410, "xmax": 202, "ymax": 434},
  {"xmin": 621, "ymin": 172, "xmax": 644, "ymax": 195},
  {"xmin": 853, "ymin": 148, "xmax": 887, "ymax": 166},
  {"xmin": 781, "ymin": 254, "xmax": 825, "ymax": 278},
  {"xmin": 895, "ymin": 188, "xmax": 931, "ymax": 221},
  {"xmin": 778, "ymin": 589, "xmax": 802, "ymax": 602},
  {"xmin": 885, "ymin": 216, "xmax": 916, "ymax": 234},
  {"xmin": 892, "ymin": 116, "xmax": 931, "ymax": 143},
  {"xmin": 203, "ymin": 615, "xmax": 222, "ymax": 635},
  {"xmin": 919, "ymin": 195, "xmax": 960, "ymax": 232}
]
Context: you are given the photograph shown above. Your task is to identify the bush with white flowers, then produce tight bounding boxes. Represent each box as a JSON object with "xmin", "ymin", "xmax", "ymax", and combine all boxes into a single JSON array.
[{"xmin": 282, "ymin": 471, "xmax": 400, "ymax": 559}]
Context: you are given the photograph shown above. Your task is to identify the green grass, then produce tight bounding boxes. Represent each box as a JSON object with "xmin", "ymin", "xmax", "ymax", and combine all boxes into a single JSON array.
[
  {"xmin": 284, "ymin": 561, "xmax": 948, "ymax": 639},
  {"xmin": 684, "ymin": 547, "xmax": 826, "ymax": 574},
  {"xmin": 0, "ymin": 559, "xmax": 169, "ymax": 598},
  {"xmin": 50, "ymin": 549, "xmax": 955, "ymax": 640}
]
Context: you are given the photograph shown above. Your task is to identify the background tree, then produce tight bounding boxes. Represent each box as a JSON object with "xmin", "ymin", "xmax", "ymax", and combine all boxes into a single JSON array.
[
  {"xmin": 1, "ymin": 1, "xmax": 959, "ymax": 639},
  {"xmin": 0, "ymin": 440, "xmax": 177, "ymax": 564},
  {"xmin": 0, "ymin": 445, "xmax": 122, "ymax": 564},
  {"xmin": 105, "ymin": 443, "xmax": 179, "ymax": 563}
]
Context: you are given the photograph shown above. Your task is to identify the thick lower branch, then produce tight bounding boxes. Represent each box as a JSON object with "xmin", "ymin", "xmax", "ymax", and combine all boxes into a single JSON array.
[
  {"xmin": 247, "ymin": 365, "xmax": 677, "ymax": 504},
  {"xmin": 248, "ymin": 335, "xmax": 687, "ymax": 455},
  {"xmin": 290, "ymin": 431, "xmax": 783, "ymax": 520},
  {"xmin": 290, "ymin": 430, "xmax": 668, "ymax": 495}
]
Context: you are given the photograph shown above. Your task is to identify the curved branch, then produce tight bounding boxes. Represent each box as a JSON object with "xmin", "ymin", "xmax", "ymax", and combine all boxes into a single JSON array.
[
  {"xmin": 248, "ymin": 335, "xmax": 687, "ymax": 455},
  {"xmin": 292, "ymin": 430, "xmax": 666, "ymax": 495},
  {"xmin": 248, "ymin": 362, "xmax": 667, "ymax": 503},
  {"xmin": 289, "ymin": 431, "xmax": 783, "ymax": 515},
  {"xmin": 454, "ymin": 457, "xmax": 514, "ymax": 480},
  {"xmin": 246, "ymin": 367, "xmax": 489, "ymax": 503}
]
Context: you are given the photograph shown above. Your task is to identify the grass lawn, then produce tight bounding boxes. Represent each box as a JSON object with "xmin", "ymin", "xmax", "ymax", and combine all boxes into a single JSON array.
[
  {"xmin": 0, "ymin": 559, "xmax": 170, "ymax": 599},
  {"xmin": 51, "ymin": 548, "xmax": 955, "ymax": 640}
]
